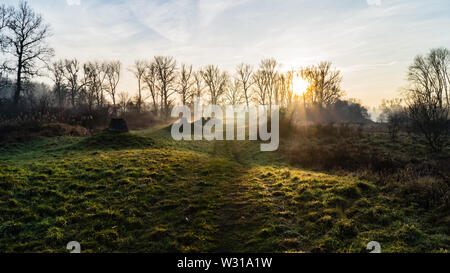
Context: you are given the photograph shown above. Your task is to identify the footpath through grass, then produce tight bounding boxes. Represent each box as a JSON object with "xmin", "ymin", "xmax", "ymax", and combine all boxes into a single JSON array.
[{"xmin": 0, "ymin": 127, "xmax": 448, "ymax": 252}]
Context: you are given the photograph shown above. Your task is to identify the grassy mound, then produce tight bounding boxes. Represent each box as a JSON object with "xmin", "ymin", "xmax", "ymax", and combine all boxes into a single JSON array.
[
  {"xmin": 78, "ymin": 130, "xmax": 154, "ymax": 150},
  {"xmin": 220, "ymin": 166, "xmax": 449, "ymax": 253},
  {"xmin": 0, "ymin": 148, "xmax": 239, "ymax": 253},
  {"xmin": 0, "ymin": 122, "xmax": 90, "ymax": 147},
  {"xmin": 0, "ymin": 126, "xmax": 448, "ymax": 253}
]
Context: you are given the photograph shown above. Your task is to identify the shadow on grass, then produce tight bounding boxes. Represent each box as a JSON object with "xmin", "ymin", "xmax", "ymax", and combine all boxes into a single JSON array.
[{"xmin": 76, "ymin": 130, "xmax": 155, "ymax": 151}]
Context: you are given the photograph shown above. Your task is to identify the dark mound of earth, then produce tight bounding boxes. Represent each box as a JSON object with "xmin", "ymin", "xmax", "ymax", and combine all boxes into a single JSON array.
[
  {"xmin": 78, "ymin": 130, "xmax": 154, "ymax": 150},
  {"xmin": 0, "ymin": 122, "xmax": 90, "ymax": 146}
]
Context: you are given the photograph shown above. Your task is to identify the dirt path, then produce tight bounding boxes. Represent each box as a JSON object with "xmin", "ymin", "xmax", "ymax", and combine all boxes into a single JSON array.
[
  {"xmin": 212, "ymin": 165, "xmax": 278, "ymax": 252},
  {"xmin": 212, "ymin": 167, "xmax": 255, "ymax": 252}
]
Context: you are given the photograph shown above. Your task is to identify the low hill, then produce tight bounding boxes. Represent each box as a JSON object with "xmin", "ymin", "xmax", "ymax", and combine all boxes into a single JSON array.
[{"xmin": 0, "ymin": 126, "xmax": 448, "ymax": 252}]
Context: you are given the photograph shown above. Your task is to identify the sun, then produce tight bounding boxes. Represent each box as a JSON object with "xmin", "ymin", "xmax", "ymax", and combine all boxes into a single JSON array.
[{"xmin": 292, "ymin": 75, "xmax": 309, "ymax": 97}]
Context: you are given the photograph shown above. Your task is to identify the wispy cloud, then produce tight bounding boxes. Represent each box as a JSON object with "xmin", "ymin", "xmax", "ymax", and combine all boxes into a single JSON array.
[
  {"xmin": 66, "ymin": 0, "xmax": 81, "ymax": 6},
  {"xmin": 342, "ymin": 61, "xmax": 398, "ymax": 73},
  {"xmin": 123, "ymin": 0, "xmax": 251, "ymax": 43},
  {"xmin": 367, "ymin": 0, "xmax": 381, "ymax": 6},
  {"xmin": 2, "ymin": 0, "xmax": 449, "ymax": 106}
]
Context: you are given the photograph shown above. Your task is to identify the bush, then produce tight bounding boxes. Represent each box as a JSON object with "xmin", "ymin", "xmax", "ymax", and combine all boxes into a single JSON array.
[
  {"xmin": 284, "ymin": 122, "xmax": 450, "ymax": 211},
  {"xmin": 399, "ymin": 176, "xmax": 450, "ymax": 209}
]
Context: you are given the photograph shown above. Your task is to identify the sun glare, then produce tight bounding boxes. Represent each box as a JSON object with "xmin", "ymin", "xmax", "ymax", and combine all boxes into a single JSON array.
[{"xmin": 292, "ymin": 75, "xmax": 309, "ymax": 97}]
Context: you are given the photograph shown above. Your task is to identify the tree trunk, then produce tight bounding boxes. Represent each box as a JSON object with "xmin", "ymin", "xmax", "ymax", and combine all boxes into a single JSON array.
[
  {"xmin": 13, "ymin": 53, "xmax": 23, "ymax": 108},
  {"xmin": 151, "ymin": 91, "xmax": 157, "ymax": 113},
  {"xmin": 245, "ymin": 89, "xmax": 249, "ymax": 109},
  {"xmin": 137, "ymin": 81, "xmax": 142, "ymax": 113}
]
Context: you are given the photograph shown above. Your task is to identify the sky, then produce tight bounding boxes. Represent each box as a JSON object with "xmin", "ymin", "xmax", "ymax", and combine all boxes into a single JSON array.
[{"xmin": 4, "ymin": 0, "xmax": 450, "ymax": 107}]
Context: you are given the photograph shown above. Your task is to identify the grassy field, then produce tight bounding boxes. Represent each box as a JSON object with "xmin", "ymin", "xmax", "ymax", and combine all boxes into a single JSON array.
[{"xmin": 0, "ymin": 126, "xmax": 448, "ymax": 253}]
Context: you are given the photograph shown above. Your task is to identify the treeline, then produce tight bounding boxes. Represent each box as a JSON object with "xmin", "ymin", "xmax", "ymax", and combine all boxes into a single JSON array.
[
  {"xmin": 44, "ymin": 57, "xmax": 368, "ymax": 118},
  {"xmin": 0, "ymin": 1, "xmax": 370, "ymax": 126},
  {"xmin": 2, "ymin": 55, "xmax": 370, "ymax": 124},
  {"xmin": 0, "ymin": 1, "xmax": 448, "ymax": 152},
  {"xmin": 378, "ymin": 48, "xmax": 450, "ymax": 152}
]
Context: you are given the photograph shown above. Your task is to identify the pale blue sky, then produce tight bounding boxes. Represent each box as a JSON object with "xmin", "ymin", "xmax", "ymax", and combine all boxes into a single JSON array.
[{"xmin": 5, "ymin": 0, "xmax": 450, "ymax": 107}]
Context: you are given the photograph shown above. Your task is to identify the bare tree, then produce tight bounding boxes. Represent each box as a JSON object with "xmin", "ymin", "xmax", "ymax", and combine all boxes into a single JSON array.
[
  {"xmin": 5, "ymin": 1, "xmax": 54, "ymax": 108},
  {"xmin": 105, "ymin": 60, "xmax": 121, "ymax": 112},
  {"xmin": 259, "ymin": 58, "xmax": 279, "ymax": 111},
  {"xmin": 0, "ymin": 4, "xmax": 9, "ymax": 39},
  {"xmin": 408, "ymin": 48, "xmax": 450, "ymax": 107},
  {"xmin": 430, "ymin": 48, "xmax": 450, "ymax": 106},
  {"xmin": 300, "ymin": 61, "xmax": 344, "ymax": 107},
  {"xmin": 130, "ymin": 60, "xmax": 147, "ymax": 113},
  {"xmin": 278, "ymin": 71, "xmax": 294, "ymax": 109},
  {"xmin": 225, "ymin": 77, "xmax": 244, "ymax": 106},
  {"xmin": 236, "ymin": 63, "xmax": 253, "ymax": 108},
  {"xmin": 406, "ymin": 48, "xmax": 450, "ymax": 151},
  {"xmin": 0, "ymin": 5, "xmax": 11, "ymax": 53},
  {"xmin": 154, "ymin": 56, "xmax": 177, "ymax": 118},
  {"xmin": 95, "ymin": 62, "xmax": 108, "ymax": 108},
  {"xmin": 143, "ymin": 61, "xmax": 159, "ymax": 113},
  {"xmin": 0, "ymin": 4, "xmax": 12, "ymax": 85},
  {"xmin": 63, "ymin": 59, "xmax": 84, "ymax": 108},
  {"xmin": 49, "ymin": 60, "xmax": 66, "ymax": 107},
  {"xmin": 177, "ymin": 63, "xmax": 193, "ymax": 105},
  {"xmin": 252, "ymin": 69, "xmax": 267, "ymax": 105},
  {"xmin": 83, "ymin": 61, "xmax": 107, "ymax": 110},
  {"xmin": 191, "ymin": 71, "xmax": 204, "ymax": 104},
  {"xmin": 201, "ymin": 65, "xmax": 229, "ymax": 105},
  {"xmin": 117, "ymin": 91, "xmax": 131, "ymax": 115},
  {"xmin": 81, "ymin": 64, "xmax": 96, "ymax": 110},
  {"xmin": 378, "ymin": 98, "xmax": 409, "ymax": 141}
]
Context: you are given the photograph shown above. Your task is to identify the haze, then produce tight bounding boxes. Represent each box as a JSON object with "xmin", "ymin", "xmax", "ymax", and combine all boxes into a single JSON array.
[{"xmin": 4, "ymin": 0, "xmax": 450, "ymax": 107}]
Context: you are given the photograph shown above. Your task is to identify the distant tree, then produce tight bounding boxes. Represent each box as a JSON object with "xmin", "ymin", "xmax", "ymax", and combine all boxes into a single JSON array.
[
  {"xmin": 405, "ymin": 48, "xmax": 450, "ymax": 151},
  {"xmin": 80, "ymin": 64, "xmax": 95, "ymax": 110},
  {"xmin": 130, "ymin": 60, "xmax": 147, "ymax": 113},
  {"xmin": 327, "ymin": 99, "xmax": 369, "ymax": 123},
  {"xmin": 0, "ymin": 77, "xmax": 12, "ymax": 98},
  {"xmin": 278, "ymin": 71, "xmax": 294, "ymax": 109},
  {"xmin": 17, "ymin": 81, "xmax": 52, "ymax": 110},
  {"xmin": 177, "ymin": 63, "xmax": 193, "ymax": 105},
  {"xmin": 4, "ymin": 1, "xmax": 54, "ymax": 108},
  {"xmin": 201, "ymin": 65, "xmax": 229, "ymax": 105},
  {"xmin": 408, "ymin": 48, "xmax": 450, "ymax": 107},
  {"xmin": 0, "ymin": 4, "xmax": 12, "ymax": 86},
  {"xmin": 191, "ymin": 71, "xmax": 204, "ymax": 104},
  {"xmin": 251, "ymin": 59, "xmax": 280, "ymax": 111},
  {"xmin": 260, "ymin": 58, "xmax": 279, "ymax": 111},
  {"xmin": 49, "ymin": 60, "xmax": 66, "ymax": 107},
  {"xmin": 105, "ymin": 60, "xmax": 121, "ymax": 112},
  {"xmin": 0, "ymin": 4, "xmax": 9, "ymax": 42},
  {"xmin": 117, "ymin": 91, "xmax": 131, "ymax": 114},
  {"xmin": 301, "ymin": 61, "xmax": 344, "ymax": 107},
  {"xmin": 63, "ymin": 59, "xmax": 84, "ymax": 108},
  {"xmin": 143, "ymin": 61, "xmax": 159, "ymax": 113},
  {"xmin": 378, "ymin": 98, "xmax": 409, "ymax": 141},
  {"xmin": 225, "ymin": 77, "xmax": 244, "ymax": 106},
  {"xmin": 252, "ymin": 69, "xmax": 267, "ymax": 106},
  {"xmin": 154, "ymin": 56, "xmax": 177, "ymax": 118},
  {"xmin": 37, "ymin": 84, "xmax": 53, "ymax": 112},
  {"xmin": 236, "ymin": 63, "xmax": 253, "ymax": 108},
  {"xmin": 83, "ymin": 61, "xmax": 107, "ymax": 110}
]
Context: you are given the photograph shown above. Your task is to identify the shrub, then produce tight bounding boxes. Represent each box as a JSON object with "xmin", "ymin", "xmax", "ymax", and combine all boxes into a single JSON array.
[{"xmin": 399, "ymin": 176, "xmax": 450, "ymax": 209}]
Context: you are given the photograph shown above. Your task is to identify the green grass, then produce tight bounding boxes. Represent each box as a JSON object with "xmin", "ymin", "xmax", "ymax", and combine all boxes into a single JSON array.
[{"xmin": 0, "ymin": 127, "xmax": 448, "ymax": 253}]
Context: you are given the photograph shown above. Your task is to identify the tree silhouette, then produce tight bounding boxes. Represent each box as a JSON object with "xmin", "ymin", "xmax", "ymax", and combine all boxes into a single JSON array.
[{"xmin": 5, "ymin": 1, "xmax": 54, "ymax": 108}]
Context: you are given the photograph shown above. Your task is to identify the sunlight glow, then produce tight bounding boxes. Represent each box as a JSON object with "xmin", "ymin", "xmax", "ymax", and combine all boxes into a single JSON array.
[{"xmin": 292, "ymin": 75, "xmax": 309, "ymax": 97}]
